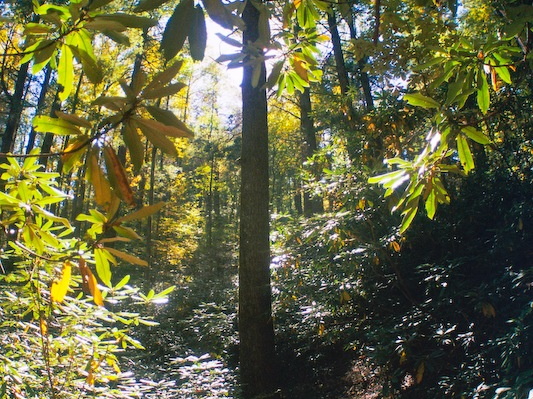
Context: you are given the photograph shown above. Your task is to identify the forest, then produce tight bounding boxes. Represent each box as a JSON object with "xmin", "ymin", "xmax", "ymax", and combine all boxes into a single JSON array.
[{"xmin": 0, "ymin": 0, "xmax": 531, "ymax": 398}]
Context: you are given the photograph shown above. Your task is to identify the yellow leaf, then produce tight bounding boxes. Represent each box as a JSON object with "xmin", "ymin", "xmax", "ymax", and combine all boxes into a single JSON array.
[
  {"xmin": 317, "ymin": 323, "xmax": 325, "ymax": 336},
  {"xmin": 293, "ymin": 58, "xmax": 308, "ymax": 82},
  {"xmin": 50, "ymin": 261, "xmax": 72, "ymax": 303},
  {"xmin": 399, "ymin": 350, "xmax": 407, "ymax": 365},
  {"xmin": 481, "ymin": 302, "xmax": 496, "ymax": 318},
  {"xmin": 340, "ymin": 290, "xmax": 351, "ymax": 304},
  {"xmin": 416, "ymin": 361, "xmax": 425, "ymax": 384},
  {"xmin": 87, "ymin": 152, "xmax": 113, "ymax": 208},
  {"xmin": 391, "ymin": 241, "xmax": 401, "ymax": 252},
  {"xmin": 39, "ymin": 318, "xmax": 48, "ymax": 335}
]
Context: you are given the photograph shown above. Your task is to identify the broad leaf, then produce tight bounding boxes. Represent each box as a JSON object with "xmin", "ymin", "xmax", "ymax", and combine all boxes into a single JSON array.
[
  {"xmin": 105, "ymin": 247, "xmax": 148, "ymax": 266},
  {"xmin": 403, "ymin": 92, "xmax": 440, "ymax": 109},
  {"xmin": 103, "ymin": 146, "xmax": 136, "ymax": 207},
  {"xmin": 94, "ymin": 248, "xmax": 113, "ymax": 287},
  {"xmin": 33, "ymin": 115, "xmax": 81, "ymax": 136},
  {"xmin": 134, "ymin": 0, "xmax": 173, "ymax": 12},
  {"xmin": 461, "ymin": 126, "xmax": 490, "ymax": 145},
  {"xmin": 50, "ymin": 262, "xmax": 72, "ymax": 303},
  {"xmin": 122, "ymin": 120, "xmax": 144, "ymax": 173},
  {"xmin": 476, "ymin": 71, "xmax": 490, "ymax": 114},
  {"xmin": 144, "ymin": 106, "xmax": 194, "ymax": 137},
  {"xmin": 456, "ymin": 134, "xmax": 475, "ymax": 173},
  {"xmin": 188, "ymin": 5, "xmax": 207, "ymax": 61},
  {"xmin": 116, "ymin": 202, "xmax": 166, "ymax": 224},
  {"xmin": 58, "ymin": 43, "xmax": 74, "ymax": 101},
  {"xmin": 161, "ymin": 0, "xmax": 194, "ymax": 60},
  {"xmin": 97, "ymin": 13, "xmax": 157, "ymax": 29},
  {"xmin": 79, "ymin": 258, "xmax": 104, "ymax": 306}
]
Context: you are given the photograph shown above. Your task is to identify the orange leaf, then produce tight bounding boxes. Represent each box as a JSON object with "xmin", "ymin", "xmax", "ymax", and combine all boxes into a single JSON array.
[
  {"xmin": 103, "ymin": 146, "xmax": 136, "ymax": 207},
  {"xmin": 50, "ymin": 261, "xmax": 72, "ymax": 303},
  {"xmin": 79, "ymin": 258, "xmax": 104, "ymax": 306}
]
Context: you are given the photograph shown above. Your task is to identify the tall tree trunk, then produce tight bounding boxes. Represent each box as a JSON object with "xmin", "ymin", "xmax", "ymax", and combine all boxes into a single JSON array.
[
  {"xmin": 239, "ymin": 1, "xmax": 278, "ymax": 398},
  {"xmin": 1, "ymin": 61, "xmax": 30, "ymax": 161},
  {"xmin": 327, "ymin": 11, "xmax": 356, "ymax": 125},
  {"xmin": 26, "ymin": 65, "xmax": 53, "ymax": 154},
  {"xmin": 299, "ymin": 87, "xmax": 323, "ymax": 216},
  {"xmin": 346, "ymin": 16, "xmax": 374, "ymax": 110}
]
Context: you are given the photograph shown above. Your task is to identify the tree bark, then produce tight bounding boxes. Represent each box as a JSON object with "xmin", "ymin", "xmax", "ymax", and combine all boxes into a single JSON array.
[
  {"xmin": 327, "ymin": 11, "xmax": 356, "ymax": 125},
  {"xmin": 239, "ymin": 1, "xmax": 278, "ymax": 398},
  {"xmin": 299, "ymin": 87, "xmax": 323, "ymax": 216}
]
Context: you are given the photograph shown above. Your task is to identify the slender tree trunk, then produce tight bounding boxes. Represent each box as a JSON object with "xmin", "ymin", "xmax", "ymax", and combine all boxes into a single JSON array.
[
  {"xmin": 1, "ymin": 61, "xmax": 30, "ymax": 160},
  {"xmin": 239, "ymin": 1, "xmax": 278, "ymax": 398},
  {"xmin": 327, "ymin": 11, "xmax": 356, "ymax": 125},
  {"xmin": 299, "ymin": 87, "xmax": 323, "ymax": 216},
  {"xmin": 26, "ymin": 65, "xmax": 53, "ymax": 154},
  {"xmin": 346, "ymin": 17, "xmax": 374, "ymax": 110},
  {"xmin": 145, "ymin": 146, "xmax": 157, "ymax": 281}
]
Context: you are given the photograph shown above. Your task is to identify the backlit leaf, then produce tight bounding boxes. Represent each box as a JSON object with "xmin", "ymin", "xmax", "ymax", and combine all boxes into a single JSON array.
[
  {"xmin": 122, "ymin": 119, "xmax": 144, "ymax": 173},
  {"xmin": 456, "ymin": 134, "xmax": 475, "ymax": 173},
  {"xmin": 79, "ymin": 258, "xmax": 104, "ymax": 306},
  {"xmin": 135, "ymin": 118, "xmax": 193, "ymax": 138},
  {"xmin": 143, "ymin": 61, "xmax": 183, "ymax": 93},
  {"xmin": 144, "ymin": 106, "xmax": 194, "ymax": 137},
  {"xmin": 116, "ymin": 202, "xmax": 166, "ymax": 224},
  {"xmin": 95, "ymin": 248, "xmax": 113, "ymax": 287},
  {"xmin": 105, "ymin": 247, "xmax": 148, "ymax": 266},
  {"xmin": 461, "ymin": 126, "xmax": 490, "ymax": 145},
  {"xmin": 33, "ymin": 115, "xmax": 81, "ymax": 136},
  {"xmin": 476, "ymin": 71, "xmax": 490, "ymax": 114},
  {"xmin": 55, "ymin": 111, "xmax": 92, "ymax": 128},
  {"xmin": 403, "ymin": 92, "xmax": 440, "ymax": 109},
  {"xmin": 58, "ymin": 43, "xmax": 74, "ymax": 101},
  {"xmin": 103, "ymin": 146, "xmax": 136, "ymax": 207},
  {"xmin": 50, "ymin": 261, "xmax": 72, "ymax": 303},
  {"xmin": 142, "ymin": 82, "xmax": 187, "ymax": 99},
  {"xmin": 87, "ymin": 152, "xmax": 113, "ymax": 209},
  {"xmin": 97, "ymin": 13, "xmax": 157, "ymax": 29},
  {"xmin": 136, "ymin": 121, "xmax": 178, "ymax": 156}
]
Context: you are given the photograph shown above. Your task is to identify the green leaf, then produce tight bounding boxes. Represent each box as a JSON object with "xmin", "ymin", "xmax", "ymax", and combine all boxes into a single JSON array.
[
  {"xmin": 31, "ymin": 42, "xmax": 57, "ymax": 74},
  {"xmin": 161, "ymin": 0, "xmax": 195, "ymax": 60},
  {"xmin": 101, "ymin": 30, "xmax": 130, "ymax": 45},
  {"xmin": 105, "ymin": 247, "xmax": 148, "ymax": 266},
  {"xmin": 403, "ymin": 92, "xmax": 440, "ymax": 109},
  {"xmin": 143, "ymin": 61, "xmax": 183, "ymax": 93},
  {"xmin": 135, "ymin": 119, "xmax": 178, "ymax": 157},
  {"xmin": 461, "ymin": 126, "xmax": 490, "ymax": 145},
  {"xmin": 425, "ymin": 186, "xmax": 437, "ymax": 219},
  {"xmin": 476, "ymin": 71, "xmax": 490, "ymax": 114},
  {"xmin": 494, "ymin": 65, "xmax": 512, "ymax": 84},
  {"xmin": 201, "ymin": 0, "xmax": 244, "ymax": 30},
  {"xmin": 122, "ymin": 120, "xmax": 144, "ymax": 173},
  {"xmin": 144, "ymin": 106, "xmax": 194, "ymax": 137},
  {"xmin": 265, "ymin": 60, "xmax": 284, "ymax": 90},
  {"xmin": 94, "ymin": 248, "xmax": 113, "ymax": 287},
  {"xmin": 141, "ymin": 82, "xmax": 187, "ymax": 99},
  {"xmin": 188, "ymin": 5, "xmax": 207, "ymax": 61},
  {"xmin": 456, "ymin": 134, "xmax": 475, "ymax": 173},
  {"xmin": 400, "ymin": 204, "xmax": 418, "ymax": 234},
  {"xmin": 134, "ymin": 0, "xmax": 173, "ymax": 12},
  {"xmin": 97, "ymin": 13, "xmax": 157, "ymax": 29},
  {"xmin": 116, "ymin": 202, "xmax": 166, "ymax": 224},
  {"xmin": 57, "ymin": 43, "xmax": 74, "ymax": 101},
  {"xmin": 33, "ymin": 115, "xmax": 81, "ymax": 136},
  {"xmin": 368, "ymin": 169, "xmax": 408, "ymax": 186}
]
